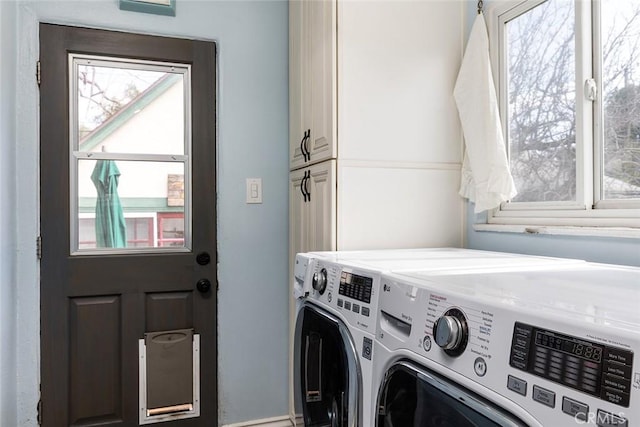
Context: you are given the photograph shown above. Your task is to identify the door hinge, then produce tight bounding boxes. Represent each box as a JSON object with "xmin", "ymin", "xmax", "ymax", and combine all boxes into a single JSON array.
[
  {"xmin": 37, "ymin": 398, "xmax": 42, "ymax": 425},
  {"xmin": 37, "ymin": 235, "xmax": 42, "ymax": 260},
  {"xmin": 36, "ymin": 61, "xmax": 41, "ymax": 87}
]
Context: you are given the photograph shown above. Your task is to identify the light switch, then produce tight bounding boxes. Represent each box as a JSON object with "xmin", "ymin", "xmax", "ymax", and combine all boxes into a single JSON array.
[{"xmin": 246, "ymin": 178, "xmax": 262, "ymax": 204}]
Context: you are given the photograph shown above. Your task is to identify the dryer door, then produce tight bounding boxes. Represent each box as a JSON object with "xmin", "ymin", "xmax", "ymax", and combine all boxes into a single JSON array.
[
  {"xmin": 377, "ymin": 361, "xmax": 527, "ymax": 427},
  {"xmin": 295, "ymin": 304, "xmax": 361, "ymax": 427}
]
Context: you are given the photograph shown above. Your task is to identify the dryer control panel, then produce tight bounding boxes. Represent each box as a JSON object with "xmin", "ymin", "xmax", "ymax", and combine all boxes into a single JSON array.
[{"xmin": 510, "ymin": 322, "xmax": 634, "ymax": 408}]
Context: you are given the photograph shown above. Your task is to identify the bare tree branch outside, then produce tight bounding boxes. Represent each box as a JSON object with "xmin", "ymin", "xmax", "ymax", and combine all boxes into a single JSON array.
[{"xmin": 505, "ymin": 0, "xmax": 640, "ymax": 203}]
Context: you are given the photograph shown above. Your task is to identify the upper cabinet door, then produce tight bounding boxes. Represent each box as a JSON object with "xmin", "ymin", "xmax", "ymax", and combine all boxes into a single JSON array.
[
  {"xmin": 289, "ymin": 0, "xmax": 309, "ymax": 169},
  {"xmin": 289, "ymin": 0, "xmax": 337, "ymax": 170},
  {"xmin": 307, "ymin": 0, "xmax": 336, "ymax": 165}
]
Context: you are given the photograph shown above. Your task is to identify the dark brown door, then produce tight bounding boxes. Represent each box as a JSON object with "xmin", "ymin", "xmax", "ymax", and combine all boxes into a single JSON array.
[{"xmin": 40, "ymin": 24, "xmax": 217, "ymax": 426}]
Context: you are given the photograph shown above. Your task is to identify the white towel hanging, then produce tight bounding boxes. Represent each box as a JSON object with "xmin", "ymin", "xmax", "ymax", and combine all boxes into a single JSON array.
[{"xmin": 454, "ymin": 12, "xmax": 517, "ymax": 213}]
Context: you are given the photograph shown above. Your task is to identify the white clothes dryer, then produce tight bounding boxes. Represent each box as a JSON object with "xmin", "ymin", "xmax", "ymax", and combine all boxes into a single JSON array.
[
  {"xmin": 291, "ymin": 248, "xmax": 585, "ymax": 427},
  {"xmin": 373, "ymin": 263, "xmax": 640, "ymax": 427}
]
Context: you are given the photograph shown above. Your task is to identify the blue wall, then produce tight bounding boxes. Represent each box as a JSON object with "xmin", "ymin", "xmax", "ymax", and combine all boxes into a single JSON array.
[
  {"xmin": 0, "ymin": 1, "xmax": 18, "ymax": 426},
  {"xmin": 463, "ymin": 0, "xmax": 639, "ymax": 267},
  {"xmin": 467, "ymin": 210, "xmax": 640, "ymax": 266},
  {"xmin": 8, "ymin": 1, "xmax": 289, "ymax": 425}
]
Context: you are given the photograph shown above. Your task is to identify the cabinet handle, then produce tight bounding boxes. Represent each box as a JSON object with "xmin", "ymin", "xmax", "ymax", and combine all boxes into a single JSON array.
[
  {"xmin": 304, "ymin": 129, "xmax": 311, "ymax": 162},
  {"xmin": 300, "ymin": 131, "xmax": 309, "ymax": 163},
  {"xmin": 305, "ymin": 170, "xmax": 311, "ymax": 202},
  {"xmin": 300, "ymin": 171, "xmax": 308, "ymax": 202}
]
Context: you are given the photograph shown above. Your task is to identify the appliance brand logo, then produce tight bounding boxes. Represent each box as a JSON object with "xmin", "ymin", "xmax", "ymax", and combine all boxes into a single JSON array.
[{"xmin": 383, "ymin": 284, "xmax": 391, "ymax": 292}]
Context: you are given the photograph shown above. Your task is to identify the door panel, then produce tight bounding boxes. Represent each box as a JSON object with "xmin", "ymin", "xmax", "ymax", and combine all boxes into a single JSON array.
[
  {"xmin": 40, "ymin": 24, "xmax": 217, "ymax": 426},
  {"xmin": 69, "ymin": 296, "xmax": 122, "ymax": 425}
]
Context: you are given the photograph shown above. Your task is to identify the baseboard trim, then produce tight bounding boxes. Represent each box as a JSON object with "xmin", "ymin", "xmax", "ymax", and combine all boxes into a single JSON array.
[{"xmin": 222, "ymin": 415, "xmax": 293, "ymax": 427}]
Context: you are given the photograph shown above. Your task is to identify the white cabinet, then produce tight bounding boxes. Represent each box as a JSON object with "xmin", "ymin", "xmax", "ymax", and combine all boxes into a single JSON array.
[
  {"xmin": 288, "ymin": 1, "xmax": 465, "ymax": 421},
  {"xmin": 289, "ymin": 0, "xmax": 465, "ymax": 251},
  {"xmin": 289, "ymin": 0, "xmax": 336, "ymax": 170}
]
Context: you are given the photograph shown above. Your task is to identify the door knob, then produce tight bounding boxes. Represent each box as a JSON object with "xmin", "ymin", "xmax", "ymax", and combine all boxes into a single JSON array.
[
  {"xmin": 196, "ymin": 252, "xmax": 211, "ymax": 266},
  {"xmin": 196, "ymin": 278, "xmax": 212, "ymax": 293}
]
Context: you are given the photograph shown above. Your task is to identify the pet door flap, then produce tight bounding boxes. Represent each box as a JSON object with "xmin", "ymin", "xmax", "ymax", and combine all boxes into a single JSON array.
[{"xmin": 138, "ymin": 330, "xmax": 200, "ymax": 424}]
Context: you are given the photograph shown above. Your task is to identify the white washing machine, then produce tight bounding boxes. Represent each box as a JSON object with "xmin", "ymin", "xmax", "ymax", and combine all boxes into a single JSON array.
[
  {"xmin": 373, "ymin": 263, "xmax": 640, "ymax": 427},
  {"xmin": 291, "ymin": 248, "xmax": 586, "ymax": 426}
]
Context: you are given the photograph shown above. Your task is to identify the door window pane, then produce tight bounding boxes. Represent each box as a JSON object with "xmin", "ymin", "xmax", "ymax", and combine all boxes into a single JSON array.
[
  {"xmin": 506, "ymin": 0, "xmax": 577, "ymax": 202},
  {"xmin": 601, "ymin": 0, "xmax": 640, "ymax": 200},
  {"xmin": 75, "ymin": 158, "xmax": 187, "ymax": 252},
  {"xmin": 70, "ymin": 55, "xmax": 191, "ymax": 254},
  {"xmin": 75, "ymin": 60, "xmax": 186, "ymax": 156}
]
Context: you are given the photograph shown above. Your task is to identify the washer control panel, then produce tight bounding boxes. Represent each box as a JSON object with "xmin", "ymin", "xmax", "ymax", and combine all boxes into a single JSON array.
[
  {"xmin": 339, "ymin": 271, "xmax": 372, "ymax": 304},
  {"xmin": 306, "ymin": 260, "xmax": 378, "ymax": 332},
  {"xmin": 510, "ymin": 322, "xmax": 634, "ymax": 408}
]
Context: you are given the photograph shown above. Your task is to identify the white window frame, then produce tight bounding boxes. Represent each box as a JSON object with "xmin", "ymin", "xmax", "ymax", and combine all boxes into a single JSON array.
[{"xmin": 483, "ymin": 0, "xmax": 640, "ymax": 234}]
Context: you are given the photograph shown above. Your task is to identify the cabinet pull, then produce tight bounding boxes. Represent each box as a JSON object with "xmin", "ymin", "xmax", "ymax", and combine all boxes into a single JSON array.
[
  {"xmin": 300, "ymin": 170, "xmax": 308, "ymax": 202},
  {"xmin": 305, "ymin": 170, "xmax": 311, "ymax": 202},
  {"xmin": 300, "ymin": 130, "xmax": 309, "ymax": 163},
  {"xmin": 304, "ymin": 129, "xmax": 311, "ymax": 162}
]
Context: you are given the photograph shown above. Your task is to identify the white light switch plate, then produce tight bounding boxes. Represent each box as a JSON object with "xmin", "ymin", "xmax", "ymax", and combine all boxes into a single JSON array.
[{"xmin": 246, "ymin": 178, "xmax": 262, "ymax": 204}]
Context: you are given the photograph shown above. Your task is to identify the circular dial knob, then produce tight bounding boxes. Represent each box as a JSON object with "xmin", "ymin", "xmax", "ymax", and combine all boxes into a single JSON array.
[
  {"xmin": 432, "ymin": 308, "xmax": 468, "ymax": 357},
  {"xmin": 434, "ymin": 316, "xmax": 463, "ymax": 349},
  {"xmin": 312, "ymin": 268, "xmax": 328, "ymax": 295}
]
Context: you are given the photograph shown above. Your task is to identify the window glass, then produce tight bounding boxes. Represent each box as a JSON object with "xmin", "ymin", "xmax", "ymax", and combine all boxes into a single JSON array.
[
  {"xmin": 76, "ymin": 63, "xmax": 185, "ymax": 156},
  {"xmin": 70, "ymin": 54, "xmax": 191, "ymax": 254},
  {"xmin": 601, "ymin": 0, "xmax": 640, "ymax": 200},
  {"xmin": 75, "ymin": 158, "xmax": 186, "ymax": 251},
  {"xmin": 506, "ymin": 0, "xmax": 576, "ymax": 202}
]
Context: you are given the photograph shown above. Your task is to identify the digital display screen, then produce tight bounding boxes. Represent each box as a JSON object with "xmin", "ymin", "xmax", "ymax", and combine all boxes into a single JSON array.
[
  {"xmin": 339, "ymin": 272, "xmax": 372, "ymax": 304},
  {"xmin": 535, "ymin": 331, "xmax": 603, "ymax": 363}
]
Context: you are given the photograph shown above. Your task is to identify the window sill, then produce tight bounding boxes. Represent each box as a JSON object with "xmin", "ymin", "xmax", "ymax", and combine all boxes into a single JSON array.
[{"xmin": 473, "ymin": 223, "xmax": 640, "ymax": 239}]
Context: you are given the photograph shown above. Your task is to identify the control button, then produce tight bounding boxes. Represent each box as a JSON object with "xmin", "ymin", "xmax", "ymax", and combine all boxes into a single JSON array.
[
  {"xmin": 602, "ymin": 374, "xmax": 631, "ymax": 393},
  {"xmin": 601, "ymin": 387, "xmax": 630, "ymax": 407},
  {"xmin": 474, "ymin": 357, "xmax": 487, "ymax": 377},
  {"xmin": 362, "ymin": 337, "xmax": 372, "ymax": 361},
  {"xmin": 344, "ymin": 301, "xmax": 351, "ymax": 310},
  {"xmin": 596, "ymin": 409, "xmax": 628, "ymax": 427},
  {"xmin": 327, "ymin": 292, "xmax": 332, "ymax": 303},
  {"xmin": 361, "ymin": 307, "xmax": 370, "ymax": 317},
  {"xmin": 562, "ymin": 397, "xmax": 588, "ymax": 422},
  {"xmin": 604, "ymin": 348, "xmax": 633, "ymax": 366},
  {"xmin": 507, "ymin": 375, "xmax": 527, "ymax": 396},
  {"xmin": 532, "ymin": 385, "xmax": 555, "ymax": 408},
  {"xmin": 337, "ymin": 299, "xmax": 343, "ymax": 308},
  {"xmin": 604, "ymin": 361, "xmax": 632, "ymax": 379},
  {"xmin": 352, "ymin": 304, "xmax": 360, "ymax": 314},
  {"xmin": 422, "ymin": 336, "xmax": 432, "ymax": 352}
]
